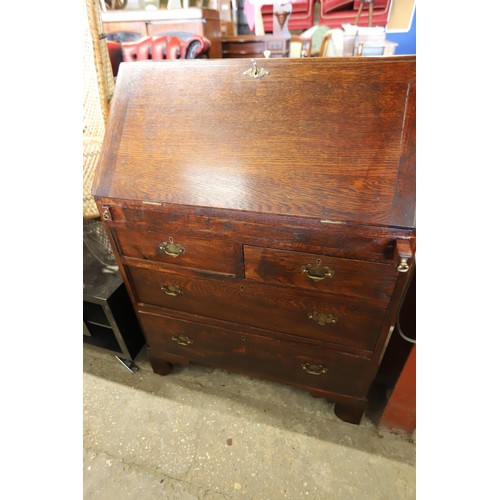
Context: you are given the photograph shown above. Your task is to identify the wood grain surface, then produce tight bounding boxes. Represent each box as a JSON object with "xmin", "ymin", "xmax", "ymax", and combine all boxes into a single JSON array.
[
  {"xmin": 92, "ymin": 56, "xmax": 416, "ymax": 424},
  {"xmin": 103, "ymin": 201, "xmax": 415, "ymax": 263},
  {"xmin": 93, "ymin": 57, "xmax": 416, "ymax": 227},
  {"xmin": 244, "ymin": 245, "xmax": 397, "ymax": 301},
  {"xmin": 139, "ymin": 310, "xmax": 373, "ymax": 398},
  {"xmin": 127, "ymin": 263, "xmax": 388, "ymax": 352},
  {"xmin": 113, "ymin": 226, "xmax": 239, "ymax": 275}
]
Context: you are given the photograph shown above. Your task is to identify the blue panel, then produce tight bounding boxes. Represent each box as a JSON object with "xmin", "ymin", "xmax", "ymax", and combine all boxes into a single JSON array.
[{"xmin": 386, "ymin": 10, "xmax": 416, "ymax": 55}]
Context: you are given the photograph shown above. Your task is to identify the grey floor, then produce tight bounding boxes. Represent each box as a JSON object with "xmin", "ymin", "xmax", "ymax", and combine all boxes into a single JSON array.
[{"xmin": 83, "ymin": 344, "xmax": 415, "ymax": 499}]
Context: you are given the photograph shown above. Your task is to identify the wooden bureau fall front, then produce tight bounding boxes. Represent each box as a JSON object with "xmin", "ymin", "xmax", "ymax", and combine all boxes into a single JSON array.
[{"xmin": 92, "ymin": 57, "xmax": 416, "ymax": 424}]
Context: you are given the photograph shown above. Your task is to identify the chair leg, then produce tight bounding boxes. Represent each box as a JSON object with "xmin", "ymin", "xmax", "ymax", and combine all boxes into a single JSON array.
[
  {"xmin": 355, "ymin": 0, "xmax": 374, "ymax": 27},
  {"xmin": 354, "ymin": 2, "xmax": 364, "ymax": 25}
]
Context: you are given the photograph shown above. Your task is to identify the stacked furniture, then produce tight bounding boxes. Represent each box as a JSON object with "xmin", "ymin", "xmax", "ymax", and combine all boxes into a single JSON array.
[
  {"xmin": 261, "ymin": 0, "xmax": 317, "ymax": 33},
  {"xmin": 259, "ymin": 0, "xmax": 392, "ymax": 34},
  {"xmin": 318, "ymin": 0, "xmax": 391, "ymax": 29}
]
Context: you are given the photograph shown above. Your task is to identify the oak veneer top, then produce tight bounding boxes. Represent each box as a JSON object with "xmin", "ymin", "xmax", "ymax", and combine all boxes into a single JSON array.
[{"xmin": 93, "ymin": 57, "xmax": 415, "ymax": 228}]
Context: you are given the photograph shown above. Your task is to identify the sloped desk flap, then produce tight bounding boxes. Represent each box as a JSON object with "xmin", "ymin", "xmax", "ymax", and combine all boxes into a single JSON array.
[{"xmin": 93, "ymin": 57, "xmax": 415, "ymax": 228}]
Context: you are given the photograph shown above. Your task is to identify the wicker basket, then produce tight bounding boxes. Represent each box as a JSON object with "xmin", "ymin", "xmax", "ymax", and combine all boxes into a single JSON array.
[{"xmin": 83, "ymin": 0, "xmax": 114, "ymax": 219}]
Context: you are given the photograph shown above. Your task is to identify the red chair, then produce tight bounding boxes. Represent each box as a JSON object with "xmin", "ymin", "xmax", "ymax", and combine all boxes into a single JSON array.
[
  {"xmin": 318, "ymin": 0, "xmax": 391, "ymax": 29},
  {"xmin": 106, "ymin": 35, "xmax": 212, "ymax": 77},
  {"xmin": 261, "ymin": 0, "xmax": 317, "ymax": 33}
]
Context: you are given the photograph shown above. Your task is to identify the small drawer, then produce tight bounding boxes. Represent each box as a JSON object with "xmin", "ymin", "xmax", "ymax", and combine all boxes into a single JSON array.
[
  {"xmin": 139, "ymin": 311, "xmax": 373, "ymax": 398},
  {"xmin": 128, "ymin": 265, "xmax": 387, "ymax": 352},
  {"xmin": 244, "ymin": 246, "xmax": 397, "ymax": 302},
  {"xmin": 113, "ymin": 227, "xmax": 238, "ymax": 275}
]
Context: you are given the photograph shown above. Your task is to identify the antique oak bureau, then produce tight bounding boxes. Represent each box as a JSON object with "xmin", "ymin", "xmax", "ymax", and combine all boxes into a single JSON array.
[{"xmin": 92, "ymin": 57, "xmax": 416, "ymax": 424}]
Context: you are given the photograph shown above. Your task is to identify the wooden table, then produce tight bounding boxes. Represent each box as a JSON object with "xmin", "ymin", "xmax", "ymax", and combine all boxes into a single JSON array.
[{"xmin": 221, "ymin": 34, "xmax": 290, "ymax": 58}]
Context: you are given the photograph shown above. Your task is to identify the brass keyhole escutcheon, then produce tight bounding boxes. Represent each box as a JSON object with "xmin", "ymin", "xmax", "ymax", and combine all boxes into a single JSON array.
[
  {"xmin": 243, "ymin": 59, "xmax": 270, "ymax": 79},
  {"xmin": 308, "ymin": 312, "xmax": 337, "ymax": 326},
  {"xmin": 301, "ymin": 259, "xmax": 333, "ymax": 281},
  {"xmin": 159, "ymin": 237, "xmax": 185, "ymax": 258},
  {"xmin": 160, "ymin": 283, "xmax": 183, "ymax": 297}
]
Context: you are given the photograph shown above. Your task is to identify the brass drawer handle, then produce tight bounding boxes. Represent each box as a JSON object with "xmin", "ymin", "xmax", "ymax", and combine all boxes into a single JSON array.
[
  {"xmin": 171, "ymin": 335, "xmax": 193, "ymax": 346},
  {"xmin": 308, "ymin": 312, "xmax": 337, "ymax": 326},
  {"xmin": 160, "ymin": 283, "xmax": 183, "ymax": 297},
  {"xmin": 159, "ymin": 237, "xmax": 185, "ymax": 258},
  {"xmin": 394, "ymin": 240, "xmax": 413, "ymax": 273},
  {"xmin": 397, "ymin": 258, "xmax": 410, "ymax": 273},
  {"xmin": 301, "ymin": 259, "xmax": 333, "ymax": 281},
  {"xmin": 301, "ymin": 362, "xmax": 328, "ymax": 376}
]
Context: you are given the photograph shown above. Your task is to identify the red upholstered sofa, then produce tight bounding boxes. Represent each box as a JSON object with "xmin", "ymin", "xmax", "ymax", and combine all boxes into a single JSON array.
[
  {"xmin": 318, "ymin": 0, "xmax": 392, "ymax": 29},
  {"xmin": 261, "ymin": 0, "xmax": 317, "ymax": 33},
  {"xmin": 106, "ymin": 35, "xmax": 211, "ymax": 77}
]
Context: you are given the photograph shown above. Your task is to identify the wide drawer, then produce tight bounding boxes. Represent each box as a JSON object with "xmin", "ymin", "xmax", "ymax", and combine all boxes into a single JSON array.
[
  {"xmin": 112, "ymin": 226, "xmax": 238, "ymax": 275},
  {"xmin": 244, "ymin": 245, "xmax": 397, "ymax": 302},
  {"xmin": 127, "ymin": 264, "xmax": 387, "ymax": 352},
  {"xmin": 139, "ymin": 311, "xmax": 373, "ymax": 398}
]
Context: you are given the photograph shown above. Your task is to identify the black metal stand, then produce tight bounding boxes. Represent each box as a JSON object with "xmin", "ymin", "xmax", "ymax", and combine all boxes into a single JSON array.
[{"xmin": 83, "ymin": 220, "xmax": 145, "ymax": 366}]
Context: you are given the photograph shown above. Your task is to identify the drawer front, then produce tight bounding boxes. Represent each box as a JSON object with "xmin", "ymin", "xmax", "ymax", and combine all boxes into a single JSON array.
[
  {"xmin": 128, "ymin": 265, "xmax": 387, "ymax": 352},
  {"xmin": 139, "ymin": 311, "xmax": 373, "ymax": 398},
  {"xmin": 223, "ymin": 41, "xmax": 266, "ymax": 53},
  {"xmin": 113, "ymin": 227, "xmax": 238, "ymax": 275},
  {"xmin": 244, "ymin": 246, "xmax": 397, "ymax": 302},
  {"xmin": 101, "ymin": 203, "xmax": 414, "ymax": 263}
]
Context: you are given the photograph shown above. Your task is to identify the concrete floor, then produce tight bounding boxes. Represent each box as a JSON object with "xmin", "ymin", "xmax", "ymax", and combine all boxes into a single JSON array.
[{"xmin": 83, "ymin": 344, "xmax": 415, "ymax": 499}]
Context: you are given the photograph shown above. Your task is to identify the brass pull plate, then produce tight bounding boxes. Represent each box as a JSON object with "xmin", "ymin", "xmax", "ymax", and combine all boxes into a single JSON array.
[
  {"xmin": 301, "ymin": 362, "xmax": 328, "ymax": 376},
  {"xmin": 161, "ymin": 283, "xmax": 183, "ymax": 297},
  {"xmin": 308, "ymin": 312, "xmax": 337, "ymax": 326},
  {"xmin": 397, "ymin": 258, "xmax": 410, "ymax": 273},
  {"xmin": 301, "ymin": 259, "xmax": 333, "ymax": 281},
  {"xmin": 159, "ymin": 237, "xmax": 185, "ymax": 258},
  {"xmin": 172, "ymin": 335, "xmax": 193, "ymax": 346},
  {"xmin": 394, "ymin": 239, "xmax": 413, "ymax": 273}
]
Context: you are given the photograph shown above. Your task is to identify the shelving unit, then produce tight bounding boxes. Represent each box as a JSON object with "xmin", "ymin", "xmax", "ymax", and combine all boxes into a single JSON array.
[{"xmin": 83, "ymin": 232, "xmax": 145, "ymax": 364}]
